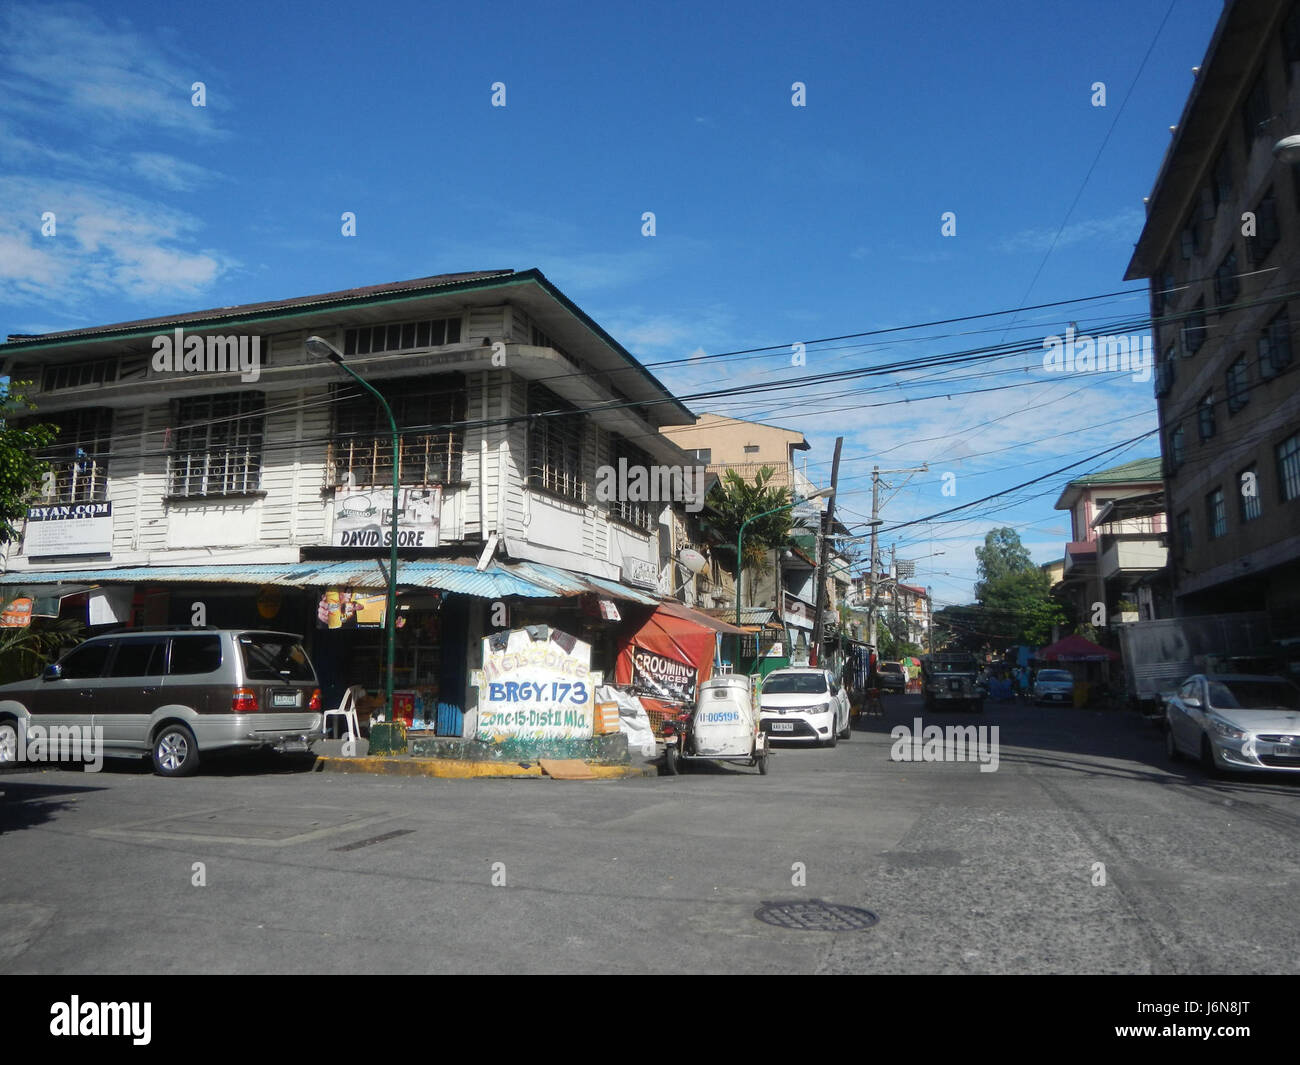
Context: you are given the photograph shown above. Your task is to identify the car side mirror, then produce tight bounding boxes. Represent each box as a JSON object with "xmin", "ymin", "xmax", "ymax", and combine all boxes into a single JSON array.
[
  {"xmin": 1181, "ymin": 696, "xmax": 1201, "ymax": 710},
  {"xmin": 42, "ymin": 663, "xmax": 63, "ymax": 681}
]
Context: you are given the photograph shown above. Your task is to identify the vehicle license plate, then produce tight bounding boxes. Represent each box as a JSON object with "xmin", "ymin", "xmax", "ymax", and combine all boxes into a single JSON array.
[
  {"xmin": 1274, "ymin": 743, "xmax": 1300, "ymax": 757},
  {"xmin": 272, "ymin": 691, "xmax": 301, "ymax": 708},
  {"xmin": 278, "ymin": 739, "xmax": 308, "ymax": 753},
  {"xmin": 948, "ymin": 680, "xmax": 962, "ymax": 692},
  {"xmin": 771, "ymin": 722, "xmax": 795, "ymax": 731}
]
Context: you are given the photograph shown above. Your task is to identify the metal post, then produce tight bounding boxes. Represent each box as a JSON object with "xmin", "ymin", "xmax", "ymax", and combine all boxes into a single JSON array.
[{"xmin": 811, "ymin": 436, "xmax": 843, "ymax": 666}]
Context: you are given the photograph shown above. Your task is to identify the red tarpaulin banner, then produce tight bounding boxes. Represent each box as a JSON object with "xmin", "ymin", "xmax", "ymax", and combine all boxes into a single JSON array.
[{"xmin": 615, "ymin": 607, "xmax": 720, "ymax": 705}]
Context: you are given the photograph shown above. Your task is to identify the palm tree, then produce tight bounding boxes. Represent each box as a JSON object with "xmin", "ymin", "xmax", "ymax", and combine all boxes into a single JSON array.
[{"xmin": 0, "ymin": 618, "xmax": 84, "ymax": 685}]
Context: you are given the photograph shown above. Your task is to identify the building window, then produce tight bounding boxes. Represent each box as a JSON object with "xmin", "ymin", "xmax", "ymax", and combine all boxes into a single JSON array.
[
  {"xmin": 1197, "ymin": 392, "xmax": 1216, "ymax": 441},
  {"xmin": 527, "ymin": 382, "xmax": 586, "ymax": 501},
  {"xmin": 1259, "ymin": 307, "xmax": 1293, "ymax": 378},
  {"xmin": 743, "ymin": 444, "xmax": 760, "ymax": 454},
  {"xmin": 1214, "ymin": 248, "xmax": 1240, "ymax": 306},
  {"xmin": 40, "ymin": 357, "xmax": 118, "ymax": 392},
  {"xmin": 1175, "ymin": 510, "xmax": 1192, "ymax": 554},
  {"xmin": 167, "ymin": 393, "xmax": 265, "ymax": 497},
  {"xmin": 36, "ymin": 408, "xmax": 112, "ymax": 503},
  {"xmin": 1155, "ymin": 345, "xmax": 1176, "ymax": 397},
  {"xmin": 1241, "ymin": 69, "xmax": 1271, "ymax": 153},
  {"xmin": 1225, "ymin": 355, "xmax": 1250, "ymax": 413},
  {"xmin": 1205, "ymin": 488, "xmax": 1227, "ymax": 539},
  {"xmin": 1170, "ymin": 424, "xmax": 1185, "ymax": 471},
  {"xmin": 342, "ymin": 316, "xmax": 462, "ymax": 357},
  {"xmin": 608, "ymin": 439, "xmax": 655, "ymax": 533},
  {"xmin": 1278, "ymin": 433, "xmax": 1300, "ymax": 503},
  {"xmin": 689, "ymin": 448, "xmax": 712, "ymax": 463},
  {"xmin": 1179, "ymin": 217, "xmax": 1202, "ymax": 259},
  {"xmin": 1249, "ymin": 187, "xmax": 1281, "ymax": 265},
  {"xmin": 1183, "ymin": 298, "xmax": 1207, "ymax": 354},
  {"xmin": 1239, "ymin": 465, "xmax": 1262, "ymax": 522},
  {"xmin": 1212, "ymin": 147, "xmax": 1233, "ymax": 208},
  {"xmin": 1155, "ymin": 263, "xmax": 1178, "ymax": 317},
  {"xmin": 329, "ymin": 375, "xmax": 466, "ymax": 486}
]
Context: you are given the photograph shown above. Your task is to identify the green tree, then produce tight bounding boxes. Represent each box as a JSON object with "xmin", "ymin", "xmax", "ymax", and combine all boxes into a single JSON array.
[
  {"xmin": 0, "ymin": 617, "xmax": 84, "ymax": 684},
  {"xmin": 973, "ymin": 527, "xmax": 1035, "ymax": 600},
  {"xmin": 978, "ymin": 568, "xmax": 1064, "ymax": 648},
  {"xmin": 0, "ymin": 380, "xmax": 59, "ymax": 542},
  {"xmin": 704, "ymin": 466, "xmax": 794, "ymax": 573}
]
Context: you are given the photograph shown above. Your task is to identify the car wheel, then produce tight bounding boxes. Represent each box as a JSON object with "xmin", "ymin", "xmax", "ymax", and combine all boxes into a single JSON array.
[
  {"xmin": 152, "ymin": 724, "xmax": 200, "ymax": 777},
  {"xmin": 758, "ymin": 752, "xmax": 770, "ymax": 775},
  {"xmin": 0, "ymin": 720, "xmax": 18, "ymax": 763},
  {"xmin": 838, "ymin": 713, "xmax": 851, "ymax": 740},
  {"xmin": 663, "ymin": 744, "xmax": 679, "ymax": 775},
  {"xmin": 1165, "ymin": 724, "xmax": 1182, "ymax": 761},
  {"xmin": 826, "ymin": 726, "xmax": 838, "ymax": 748},
  {"xmin": 1199, "ymin": 734, "xmax": 1221, "ymax": 777}
]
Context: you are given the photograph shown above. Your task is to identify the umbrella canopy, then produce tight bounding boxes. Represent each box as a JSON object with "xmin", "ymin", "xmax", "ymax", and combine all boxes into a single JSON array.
[{"xmin": 1037, "ymin": 634, "xmax": 1119, "ymax": 662}]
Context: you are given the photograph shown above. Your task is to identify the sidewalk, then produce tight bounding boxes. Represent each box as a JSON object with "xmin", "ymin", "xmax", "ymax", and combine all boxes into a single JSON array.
[{"xmin": 309, "ymin": 738, "xmax": 659, "ymax": 780}]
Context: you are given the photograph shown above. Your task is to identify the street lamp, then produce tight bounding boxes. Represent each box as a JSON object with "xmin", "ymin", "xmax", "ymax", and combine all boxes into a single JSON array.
[
  {"xmin": 306, "ymin": 335, "xmax": 400, "ymax": 726},
  {"xmin": 736, "ymin": 487, "xmax": 833, "ymax": 662}
]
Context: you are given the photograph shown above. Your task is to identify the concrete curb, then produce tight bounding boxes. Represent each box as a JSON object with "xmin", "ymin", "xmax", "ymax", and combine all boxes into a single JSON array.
[{"xmin": 313, "ymin": 755, "xmax": 657, "ymax": 780}]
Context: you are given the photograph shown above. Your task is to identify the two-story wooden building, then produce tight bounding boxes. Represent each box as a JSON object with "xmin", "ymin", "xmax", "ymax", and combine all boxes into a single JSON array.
[{"xmin": 0, "ymin": 268, "xmax": 728, "ymax": 732}]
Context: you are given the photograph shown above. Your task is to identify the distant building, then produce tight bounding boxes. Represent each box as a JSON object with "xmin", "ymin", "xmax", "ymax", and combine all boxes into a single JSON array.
[
  {"xmin": 1126, "ymin": 0, "xmax": 1300, "ymax": 633},
  {"xmin": 1054, "ymin": 457, "xmax": 1169, "ymax": 625}
]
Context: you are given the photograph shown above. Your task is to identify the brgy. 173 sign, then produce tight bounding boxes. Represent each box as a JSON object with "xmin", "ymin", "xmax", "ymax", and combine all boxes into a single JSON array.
[{"xmin": 472, "ymin": 627, "xmax": 605, "ymax": 742}]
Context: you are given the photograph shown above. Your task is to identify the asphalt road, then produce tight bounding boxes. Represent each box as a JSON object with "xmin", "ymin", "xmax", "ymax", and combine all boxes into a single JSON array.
[{"xmin": 2, "ymin": 694, "xmax": 1298, "ymax": 975}]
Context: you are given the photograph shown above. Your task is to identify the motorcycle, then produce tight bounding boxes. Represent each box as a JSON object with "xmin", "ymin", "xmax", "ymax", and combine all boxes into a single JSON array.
[{"xmin": 663, "ymin": 673, "xmax": 769, "ymax": 776}]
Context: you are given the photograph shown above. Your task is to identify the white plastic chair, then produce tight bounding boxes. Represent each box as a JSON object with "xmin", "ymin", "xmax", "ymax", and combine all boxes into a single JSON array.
[{"xmin": 323, "ymin": 685, "xmax": 366, "ymax": 744}]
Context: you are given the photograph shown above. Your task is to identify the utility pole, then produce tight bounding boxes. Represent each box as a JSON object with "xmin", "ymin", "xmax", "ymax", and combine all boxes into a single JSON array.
[
  {"xmin": 811, "ymin": 436, "xmax": 843, "ymax": 667},
  {"xmin": 867, "ymin": 466, "xmax": 880, "ymax": 649},
  {"xmin": 889, "ymin": 542, "xmax": 898, "ymax": 647}
]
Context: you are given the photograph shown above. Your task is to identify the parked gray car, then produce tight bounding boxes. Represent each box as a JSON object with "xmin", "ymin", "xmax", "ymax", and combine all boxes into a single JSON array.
[
  {"xmin": 0, "ymin": 628, "xmax": 323, "ymax": 776},
  {"xmin": 1033, "ymin": 669, "xmax": 1075, "ymax": 706},
  {"xmin": 1165, "ymin": 673, "xmax": 1300, "ymax": 775}
]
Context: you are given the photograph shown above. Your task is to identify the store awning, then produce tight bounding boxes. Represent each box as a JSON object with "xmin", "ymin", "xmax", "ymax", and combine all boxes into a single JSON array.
[
  {"xmin": 1037, "ymin": 634, "xmax": 1119, "ymax": 662},
  {"xmin": 653, "ymin": 599, "xmax": 746, "ymax": 635},
  {"xmin": 0, "ymin": 559, "xmax": 664, "ymax": 603}
]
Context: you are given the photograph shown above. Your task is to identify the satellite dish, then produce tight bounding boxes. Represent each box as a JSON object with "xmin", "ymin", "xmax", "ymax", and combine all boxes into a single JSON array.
[{"xmin": 677, "ymin": 548, "xmax": 708, "ymax": 575}]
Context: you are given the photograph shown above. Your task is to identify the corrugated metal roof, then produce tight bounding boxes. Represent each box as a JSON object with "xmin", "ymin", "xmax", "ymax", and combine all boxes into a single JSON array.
[
  {"xmin": 0, "ymin": 564, "xmax": 321, "ymax": 586},
  {"xmin": 506, "ymin": 562, "xmax": 660, "ymax": 604},
  {"xmin": 0, "ymin": 559, "xmax": 663, "ymax": 603},
  {"xmin": 704, "ymin": 606, "xmax": 777, "ymax": 626},
  {"xmin": 309, "ymin": 561, "xmax": 558, "ymax": 599},
  {"xmin": 2, "ymin": 271, "xmax": 515, "ymax": 347}
]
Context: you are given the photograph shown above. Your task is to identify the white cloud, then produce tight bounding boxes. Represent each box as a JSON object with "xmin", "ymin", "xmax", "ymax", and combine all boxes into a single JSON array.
[
  {"xmin": 0, "ymin": 3, "xmax": 229, "ymax": 138},
  {"xmin": 0, "ymin": 176, "xmax": 230, "ymax": 305},
  {"xmin": 994, "ymin": 208, "xmax": 1146, "ymax": 255}
]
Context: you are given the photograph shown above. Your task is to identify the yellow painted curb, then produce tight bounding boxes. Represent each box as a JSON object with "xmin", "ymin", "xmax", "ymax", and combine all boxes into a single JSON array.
[{"xmin": 314, "ymin": 756, "xmax": 654, "ymax": 780}]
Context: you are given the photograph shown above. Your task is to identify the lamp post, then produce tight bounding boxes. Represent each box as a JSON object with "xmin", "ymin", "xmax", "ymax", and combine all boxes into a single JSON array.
[
  {"xmin": 306, "ymin": 335, "xmax": 399, "ymax": 725},
  {"xmin": 736, "ymin": 487, "xmax": 833, "ymax": 663}
]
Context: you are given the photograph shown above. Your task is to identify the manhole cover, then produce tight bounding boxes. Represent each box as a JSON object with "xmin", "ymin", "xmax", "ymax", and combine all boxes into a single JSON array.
[{"xmin": 754, "ymin": 899, "xmax": 879, "ymax": 932}]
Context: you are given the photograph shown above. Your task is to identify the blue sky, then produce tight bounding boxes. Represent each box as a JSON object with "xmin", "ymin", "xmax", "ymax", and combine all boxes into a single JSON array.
[{"xmin": 0, "ymin": 0, "xmax": 1225, "ymax": 608}]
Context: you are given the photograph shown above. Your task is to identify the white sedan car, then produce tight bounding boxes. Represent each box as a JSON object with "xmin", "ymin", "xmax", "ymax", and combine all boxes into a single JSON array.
[
  {"xmin": 1165, "ymin": 673, "xmax": 1300, "ymax": 775},
  {"xmin": 759, "ymin": 668, "xmax": 851, "ymax": 747}
]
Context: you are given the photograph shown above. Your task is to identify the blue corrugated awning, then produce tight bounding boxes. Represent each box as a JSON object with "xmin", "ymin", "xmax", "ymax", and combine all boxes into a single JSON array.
[
  {"xmin": 506, "ymin": 561, "xmax": 660, "ymax": 604},
  {"xmin": 0, "ymin": 559, "xmax": 661, "ymax": 602}
]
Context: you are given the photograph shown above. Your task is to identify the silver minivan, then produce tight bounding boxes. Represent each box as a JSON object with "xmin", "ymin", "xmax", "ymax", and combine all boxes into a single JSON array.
[{"xmin": 0, "ymin": 628, "xmax": 323, "ymax": 776}]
